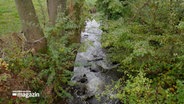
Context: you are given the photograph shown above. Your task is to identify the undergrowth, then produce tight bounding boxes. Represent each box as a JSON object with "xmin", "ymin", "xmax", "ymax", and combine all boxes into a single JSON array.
[
  {"xmin": 0, "ymin": 17, "xmax": 78, "ymax": 103},
  {"xmin": 97, "ymin": 0, "xmax": 184, "ymax": 103},
  {"xmin": 0, "ymin": 0, "xmax": 87, "ymax": 103}
]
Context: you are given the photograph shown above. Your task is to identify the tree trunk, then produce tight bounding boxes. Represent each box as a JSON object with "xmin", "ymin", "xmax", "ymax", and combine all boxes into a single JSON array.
[
  {"xmin": 14, "ymin": 0, "xmax": 47, "ymax": 53},
  {"xmin": 68, "ymin": 0, "xmax": 74, "ymax": 19},
  {"xmin": 72, "ymin": 0, "xmax": 84, "ymax": 43},
  {"xmin": 47, "ymin": 0, "xmax": 66, "ymax": 25},
  {"xmin": 61, "ymin": 0, "xmax": 67, "ymax": 13}
]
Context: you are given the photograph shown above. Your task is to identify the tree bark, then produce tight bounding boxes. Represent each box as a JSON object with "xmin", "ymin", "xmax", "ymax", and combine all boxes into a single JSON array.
[
  {"xmin": 68, "ymin": 0, "xmax": 74, "ymax": 19},
  {"xmin": 61, "ymin": 0, "xmax": 66, "ymax": 13},
  {"xmin": 47, "ymin": 0, "xmax": 66, "ymax": 25},
  {"xmin": 14, "ymin": 0, "xmax": 47, "ymax": 53},
  {"xmin": 72, "ymin": 0, "xmax": 84, "ymax": 43}
]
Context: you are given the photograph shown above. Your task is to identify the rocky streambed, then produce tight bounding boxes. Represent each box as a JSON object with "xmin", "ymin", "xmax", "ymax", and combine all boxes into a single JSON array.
[{"xmin": 68, "ymin": 20, "xmax": 120, "ymax": 104}]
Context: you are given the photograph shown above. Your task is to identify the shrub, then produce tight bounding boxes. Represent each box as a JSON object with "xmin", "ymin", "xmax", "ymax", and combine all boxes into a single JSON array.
[
  {"xmin": 100, "ymin": 0, "xmax": 184, "ymax": 103},
  {"xmin": 96, "ymin": 0, "xmax": 132, "ymax": 19}
]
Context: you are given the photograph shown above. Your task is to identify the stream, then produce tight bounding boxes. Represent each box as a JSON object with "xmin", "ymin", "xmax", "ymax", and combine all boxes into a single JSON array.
[{"xmin": 68, "ymin": 20, "xmax": 120, "ymax": 104}]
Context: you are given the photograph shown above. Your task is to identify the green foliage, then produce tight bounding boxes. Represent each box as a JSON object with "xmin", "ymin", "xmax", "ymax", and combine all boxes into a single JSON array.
[
  {"xmin": 85, "ymin": 0, "xmax": 96, "ymax": 6},
  {"xmin": 176, "ymin": 80, "xmax": 184, "ymax": 104},
  {"xmin": 3, "ymin": 32, "xmax": 76, "ymax": 103},
  {"xmin": 74, "ymin": 0, "xmax": 87, "ymax": 29},
  {"xmin": 130, "ymin": 0, "xmax": 184, "ymax": 35},
  {"xmin": 116, "ymin": 71, "xmax": 155, "ymax": 104},
  {"xmin": 99, "ymin": 0, "xmax": 184, "ymax": 103},
  {"xmin": 96, "ymin": 0, "xmax": 132, "ymax": 19},
  {"xmin": 0, "ymin": 73, "xmax": 11, "ymax": 82},
  {"xmin": 0, "ymin": 0, "xmax": 89, "ymax": 103},
  {"xmin": 101, "ymin": 70, "xmax": 184, "ymax": 104}
]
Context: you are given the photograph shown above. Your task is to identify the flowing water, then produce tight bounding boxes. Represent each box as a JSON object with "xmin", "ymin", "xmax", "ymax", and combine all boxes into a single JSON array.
[{"xmin": 68, "ymin": 20, "xmax": 120, "ymax": 104}]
